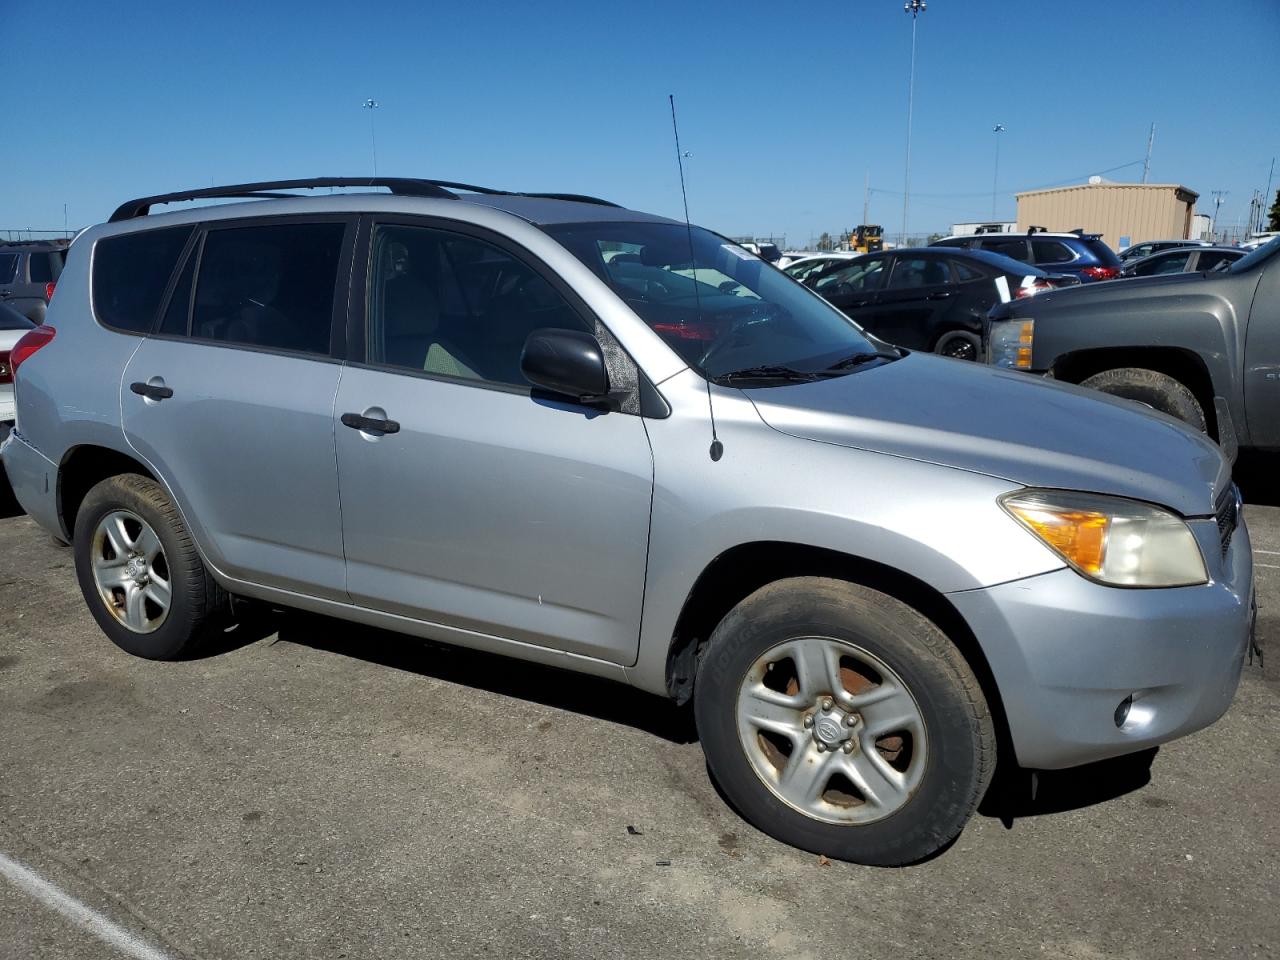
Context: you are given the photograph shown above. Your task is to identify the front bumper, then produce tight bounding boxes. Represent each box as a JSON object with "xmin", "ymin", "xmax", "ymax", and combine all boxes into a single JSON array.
[
  {"xmin": 950, "ymin": 515, "xmax": 1253, "ymax": 770},
  {"xmin": 0, "ymin": 427, "xmax": 60, "ymax": 534}
]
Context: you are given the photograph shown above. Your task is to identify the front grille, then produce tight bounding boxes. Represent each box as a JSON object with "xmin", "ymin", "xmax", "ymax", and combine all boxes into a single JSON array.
[{"xmin": 1215, "ymin": 486, "xmax": 1240, "ymax": 557}]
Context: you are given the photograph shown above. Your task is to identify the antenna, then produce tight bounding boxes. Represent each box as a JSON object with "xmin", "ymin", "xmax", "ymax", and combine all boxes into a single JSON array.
[{"xmin": 669, "ymin": 94, "xmax": 722, "ymax": 462}]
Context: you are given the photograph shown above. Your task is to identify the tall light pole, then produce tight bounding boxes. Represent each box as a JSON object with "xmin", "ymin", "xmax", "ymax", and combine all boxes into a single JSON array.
[
  {"xmin": 991, "ymin": 124, "xmax": 1005, "ymax": 220},
  {"xmin": 362, "ymin": 98, "xmax": 380, "ymax": 178},
  {"xmin": 901, "ymin": 0, "xmax": 925, "ymax": 247},
  {"xmin": 1211, "ymin": 190, "xmax": 1228, "ymax": 242}
]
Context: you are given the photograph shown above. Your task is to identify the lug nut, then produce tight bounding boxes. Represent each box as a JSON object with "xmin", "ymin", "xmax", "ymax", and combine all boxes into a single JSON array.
[
  {"xmin": 821, "ymin": 698, "xmax": 834, "ymax": 712},
  {"xmin": 803, "ymin": 715, "xmax": 814, "ymax": 729},
  {"xmin": 816, "ymin": 742, "xmax": 826, "ymax": 752},
  {"xmin": 842, "ymin": 741, "xmax": 855, "ymax": 754},
  {"xmin": 845, "ymin": 714, "xmax": 857, "ymax": 727}
]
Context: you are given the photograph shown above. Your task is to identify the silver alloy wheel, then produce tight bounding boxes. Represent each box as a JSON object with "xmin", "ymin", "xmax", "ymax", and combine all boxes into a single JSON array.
[
  {"xmin": 90, "ymin": 510, "xmax": 171, "ymax": 634},
  {"xmin": 735, "ymin": 636, "xmax": 928, "ymax": 825}
]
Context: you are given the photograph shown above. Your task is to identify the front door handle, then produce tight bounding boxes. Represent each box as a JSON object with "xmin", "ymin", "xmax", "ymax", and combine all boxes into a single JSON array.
[
  {"xmin": 129, "ymin": 381, "xmax": 174, "ymax": 401},
  {"xmin": 926, "ymin": 291, "xmax": 954, "ymax": 301},
  {"xmin": 341, "ymin": 412, "xmax": 400, "ymax": 434}
]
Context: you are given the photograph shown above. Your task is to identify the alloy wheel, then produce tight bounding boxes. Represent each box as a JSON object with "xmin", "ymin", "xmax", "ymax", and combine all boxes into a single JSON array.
[{"xmin": 90, "ymin": 510, "xmax": 171, "ymax": 634}]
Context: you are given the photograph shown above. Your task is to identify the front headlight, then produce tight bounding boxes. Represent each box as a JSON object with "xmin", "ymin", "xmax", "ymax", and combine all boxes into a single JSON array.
[
  {"xmin": 1000, "ymin": 490, "xmax": 1207, "ymax": 587},
  {"xmin": 988, "ymin": 318, "xmax": 1034, "ymax": 369}
]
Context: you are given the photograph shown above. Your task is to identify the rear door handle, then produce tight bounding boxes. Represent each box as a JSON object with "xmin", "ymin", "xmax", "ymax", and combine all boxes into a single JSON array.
[
  {"xmin": 129, "ymin": 381, "xmax": 174, "ymax": 400},
  {"xmin": 926, "ymin": 291, "xmax": 954, "ymax": 301},
  {"xmin": 341, "ymin": 412, "xmax": 400, "ymax": 434}
]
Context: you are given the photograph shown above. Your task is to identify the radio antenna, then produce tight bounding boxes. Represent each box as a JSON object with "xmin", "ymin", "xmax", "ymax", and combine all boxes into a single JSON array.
[{"xmin": 669, "ymin": 94, "xmax": 722, "ymax": 462}]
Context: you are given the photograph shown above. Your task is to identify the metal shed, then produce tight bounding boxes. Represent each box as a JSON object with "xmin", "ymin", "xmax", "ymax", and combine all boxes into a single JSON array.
[{"xmin": 1015, "ymin": 182, "xmax": 1199, "ymax": 250}]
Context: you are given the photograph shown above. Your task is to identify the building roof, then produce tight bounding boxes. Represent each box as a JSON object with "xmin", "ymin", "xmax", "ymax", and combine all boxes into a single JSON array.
[{"xmin": 1016, "ymin": 182, "xmax": 1199, "ymax": 202}]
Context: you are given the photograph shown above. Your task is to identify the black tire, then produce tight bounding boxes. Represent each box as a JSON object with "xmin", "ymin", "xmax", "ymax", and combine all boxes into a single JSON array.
[
  {"xmin": 934, "ymin": 330, "xmax": 981, "ymax": 362},
  {"xmin": 694, "ymin": 577, "xmax": 995, "ymax": 866},
  {"xmin": 1079, "ymin": 367, "xmax": 1207, "ymax": 433},
  {"xmin": 73, "ymin": 473, "xmax": 227, "ymax": 660}
]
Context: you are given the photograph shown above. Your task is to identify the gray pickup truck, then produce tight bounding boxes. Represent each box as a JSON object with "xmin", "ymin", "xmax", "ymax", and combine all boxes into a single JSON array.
[{"xmin": 986, "ymin": 237, "xmax": 1280, "ymax": 454}]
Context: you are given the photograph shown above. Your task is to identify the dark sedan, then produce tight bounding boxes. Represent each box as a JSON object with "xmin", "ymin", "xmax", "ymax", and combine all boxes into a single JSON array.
[
  {"xmin": 1119, "ymin": 246, "xmax": 1246, "ymax": 278},
  {"xmin": 804, "ymin": 248, "xmax": 1078, "ymax": 361}
]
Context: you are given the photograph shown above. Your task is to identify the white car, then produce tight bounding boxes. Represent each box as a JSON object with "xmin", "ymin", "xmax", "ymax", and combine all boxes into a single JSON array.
[
  {"xmin": 1242, "ymin": 232, "xmax": 1280, "ymax": 251},
  {"xmin": 0, "ymin": 303, "xmax": 35, "ymax": 430}
]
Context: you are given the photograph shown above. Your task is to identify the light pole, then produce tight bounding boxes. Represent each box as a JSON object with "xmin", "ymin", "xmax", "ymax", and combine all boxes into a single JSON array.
[
  {"xmin": 362, "ymin": 98, "xmax": 380, "ymax": 178},
  {"xmin": 991, "ymin": 124, "xmax": 1005, "ymax": 220},
  {"xmin": 901, "ymin": 0, "xmax": 925, "ymax": 247}
]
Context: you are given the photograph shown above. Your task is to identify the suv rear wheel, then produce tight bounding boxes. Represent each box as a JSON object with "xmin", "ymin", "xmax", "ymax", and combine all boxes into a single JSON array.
[
  {"xmin": 1079, "ymin": 367, "xmax": 1207, "ymax": 433},
  {"xmin": 73, "ymin": 474, "xmax": 227, "ymax": 659},
  {"xmin": 694, "ymin": 577, "xmax": 995, "ymax": 866}
]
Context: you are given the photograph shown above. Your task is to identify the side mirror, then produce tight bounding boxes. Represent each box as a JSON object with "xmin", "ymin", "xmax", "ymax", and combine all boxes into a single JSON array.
[{"xmin": 521, "ymin": 328, "xmax": 610, "ymax": 401}]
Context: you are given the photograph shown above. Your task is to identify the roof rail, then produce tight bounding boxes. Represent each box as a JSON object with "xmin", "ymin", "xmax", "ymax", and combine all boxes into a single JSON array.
[{"xmin": 108, "ymin": 176, "xmax": 622, "ymax": 222}]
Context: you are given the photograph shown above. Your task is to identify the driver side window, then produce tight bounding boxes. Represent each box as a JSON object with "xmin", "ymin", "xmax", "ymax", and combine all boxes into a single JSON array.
[{"xmin": 367, "ymin": 224, "xmax": 591, "ymax": 387}]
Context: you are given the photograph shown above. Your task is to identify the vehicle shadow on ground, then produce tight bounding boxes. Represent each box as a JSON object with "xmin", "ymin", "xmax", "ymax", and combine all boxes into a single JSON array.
[
  {"xmin": 272, "ymin": 610, "xmax": 699, "ymax": 745},
  {"xmin": 978, "ymin": 748, "xmax": 1158, "ymax": 828},
  {"xmin": 1235, "ymin": 452, "xmax": 1280, "ymax": 507}
]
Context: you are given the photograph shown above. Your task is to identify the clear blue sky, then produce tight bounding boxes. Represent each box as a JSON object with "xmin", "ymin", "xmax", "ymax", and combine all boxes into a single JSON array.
[{"xmin": 3, "ymin": 0, "xmax": 1278, "ymax": 245}]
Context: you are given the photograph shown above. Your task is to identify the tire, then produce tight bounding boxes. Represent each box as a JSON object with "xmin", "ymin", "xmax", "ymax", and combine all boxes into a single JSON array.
[
  {"xmin": 1079, "ymin": 367, "xmax": 1207, "ymax": 433},
  {"xmin": 73, "ymin": 473, "xmax": 227, "ymax": 660},
  {"xmin": 694, "ymin": 577, "xmax": 995, "ymax": 866},
  {"xmin": 934, "ymin": 330, "xmax": 981, "ymax": 362}
]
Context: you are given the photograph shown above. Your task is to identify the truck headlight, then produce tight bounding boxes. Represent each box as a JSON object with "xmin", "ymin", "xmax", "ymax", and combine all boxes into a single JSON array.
[
  {"xmin": 989, "ymin": 318, "xmax": 1034, "ymax": 369},
  {"xmin": 1000, "ymin": 490, "xmax": 1207, "ymax": 587}
]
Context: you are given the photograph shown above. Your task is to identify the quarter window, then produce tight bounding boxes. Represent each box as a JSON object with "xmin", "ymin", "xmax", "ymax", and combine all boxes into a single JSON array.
[
  {"xmin": 192, "ymin": 222, "xmax": 345, "ymax": 355},
  {"xmin": 951, "ymin": 260, "xmax": 985, "ymax": 282},
  {"xmin": 1031, "ymin": 240, "xmax": 1074, "ymax": 265},
  {"xmin": 93, "ymin": 227, "xmax": 193, "ymax": 333},
  {"xmin": 367, "ymin": 224, "xmax": 591, "ymax": 386}
]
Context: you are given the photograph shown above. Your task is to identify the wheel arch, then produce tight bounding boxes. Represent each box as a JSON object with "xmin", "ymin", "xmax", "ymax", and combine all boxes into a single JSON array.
[
  {"xmin": 664, "ymin": 541, "xmax": 1013, "ymax": 761},
  {"xmin": 57, "ymin": 444, "xmax": 158, "ymax": 540},
  {"xmin": 1048, "ymin": 346, "xmax": 1220, "ymax": 438}
]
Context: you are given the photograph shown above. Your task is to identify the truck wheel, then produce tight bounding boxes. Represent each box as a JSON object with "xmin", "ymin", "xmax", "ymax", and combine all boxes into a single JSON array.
[
  {"xmin": 694, "ymin": 577, "xmax": 995, "ymax": 866},
  {"xmin": 73, "ymin": 474, "xmax": 227, "ymax": 660},
  {"xmin": 1080, "ymin": 367, "xmax": 1207, "ymax": 433},
  {"xmin": 934, "ymin": 331, "xmax": 981, "ymax": 361}
]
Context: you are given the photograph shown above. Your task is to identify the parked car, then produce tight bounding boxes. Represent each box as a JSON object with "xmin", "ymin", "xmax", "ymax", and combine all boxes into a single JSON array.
[
  {"xmin": 0, "ymin": 240, "xmax": 69, "ymax": 323},
  {"xmin": 986, "ymin": 236, "xmax": 1280, "ymax": 451},
  {"xmin": 735, "ymin": 241, "xmax": 783, "ymax": 264},
  {"xmin": 1119, "ymin": 246, "xmax": 1246, "ymax": 278},
  {"xmin": 782, "ymin": 252, "xmax": 858, "ymax": 283},
  {"xmin": 0, "ymin": 302, "xmax": 36, "ymax": 441},
  {"xmin": 804, "ymin": 247, "xmax": 1078, "ymax": 360},
  {"xmin": 1117, "ymin": 239, "xmax": 1209, "ymax": 263},
  {"xmin": 1241, "ymin": 232, "xmax": 1280, "ymax": 251},
  {"xmin": 3, "ymin": 177, "xmax": 1253, "ymax": 867},
  {"xmin": 933, "ymin": 231, "xmax": 1122, "ymax": 282}
]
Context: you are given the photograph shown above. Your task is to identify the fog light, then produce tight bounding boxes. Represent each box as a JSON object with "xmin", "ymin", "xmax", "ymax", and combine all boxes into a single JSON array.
[{"xmin": 1114, "ymin": 695, "xmax": 1133, "ymax": 728}]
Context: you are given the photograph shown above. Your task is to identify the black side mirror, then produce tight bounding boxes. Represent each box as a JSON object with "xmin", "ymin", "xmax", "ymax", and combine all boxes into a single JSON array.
[{"xmin": 521, "ymin": 328, "xmax": 610, "ymax": 401}]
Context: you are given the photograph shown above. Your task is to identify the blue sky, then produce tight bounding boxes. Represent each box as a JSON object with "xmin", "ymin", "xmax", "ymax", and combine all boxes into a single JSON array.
[{"xmin": 3, "ymin": 0, "xmax": 1278, "ymax": 245}]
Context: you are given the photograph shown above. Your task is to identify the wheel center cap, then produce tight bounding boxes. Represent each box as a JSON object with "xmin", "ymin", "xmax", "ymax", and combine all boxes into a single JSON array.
[
  {"xmin": 813, "ymin": 712, "xmax": 851, "ymax": 747},
  {"xmin": 126, "ymin": 557, "xmax": 147, "ymax": 583}
]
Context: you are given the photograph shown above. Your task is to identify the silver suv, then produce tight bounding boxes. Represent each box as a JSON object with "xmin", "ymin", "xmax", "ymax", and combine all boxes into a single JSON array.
[{"xmin": 1, "ymin": 177, "xmax": 1254, "ymax": 866}]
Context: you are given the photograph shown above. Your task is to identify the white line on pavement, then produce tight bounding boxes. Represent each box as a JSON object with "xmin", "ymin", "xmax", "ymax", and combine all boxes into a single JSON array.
[
  {"xmin": 1257, "ymin": 563, "xmax": 1280, "ymax": 570},
  {"xmin": 1254, "ymin": 549, "xmax": 1280, "ymax": 556},
  {"xmin": 0, "ymin": 851, "xmax": 174, "ymax": 960}
]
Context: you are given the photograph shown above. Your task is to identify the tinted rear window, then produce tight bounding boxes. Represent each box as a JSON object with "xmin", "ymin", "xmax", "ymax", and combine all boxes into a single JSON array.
[
  {"xmin": 28, "ymin": 252, "xmax": 64, "ymax": 284},
  {"xmin": 93, "ymin": 227, "xmax": 194, "ymax": 333},
  {"xmin": 0, "ymin": 303, "xmax": 34, "ymax": 330},
  {"xmin": 1031, "ymin": 239, "xmax": 1074, "ymax": 265},
  {"xmin": 0, "ymin": 254, "xmax": 17, "ymax": 284},
  {"xmin": 1080, "ymin": 238, "xmax": 1121, "ymax": 266}
]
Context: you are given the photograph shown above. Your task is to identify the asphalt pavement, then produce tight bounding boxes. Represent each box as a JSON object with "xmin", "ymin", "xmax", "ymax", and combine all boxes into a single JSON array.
[{"xmin": 0, "ymin": 473, "xmax": 1276, "ymax": 960}]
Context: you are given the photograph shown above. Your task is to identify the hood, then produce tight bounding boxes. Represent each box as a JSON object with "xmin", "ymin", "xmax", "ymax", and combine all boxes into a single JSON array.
[
  {"xmin": 745, "ymin": 352, "xmax": 1229, "ymax": 517},
  {"xmin": 997, "ymin": 269, "xmax": 1209, "ymax": 316}
]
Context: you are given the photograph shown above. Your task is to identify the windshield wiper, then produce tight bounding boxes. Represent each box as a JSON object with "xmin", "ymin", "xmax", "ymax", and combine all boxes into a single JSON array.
[
  {"xmin": 824, "ymin": 350, "xmax": 899, "ymax": 371},
  {"xmin": 713, "ymin": 365, "xmax": 822, "ymax": 384}
]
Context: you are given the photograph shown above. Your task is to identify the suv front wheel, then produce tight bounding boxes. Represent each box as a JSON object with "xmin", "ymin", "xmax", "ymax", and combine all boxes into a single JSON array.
[
  {"xmin": 73, "ymin": 474, "xmax": 227, "ymax": 659},
  {"xmin": 694, "ymin": 577, "xmax": 995, "ymax": 866}
]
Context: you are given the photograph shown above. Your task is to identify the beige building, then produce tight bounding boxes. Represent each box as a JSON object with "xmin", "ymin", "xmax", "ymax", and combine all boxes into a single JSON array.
[{"xmin": 1015, "ymin": 182, "xmax": 1199, "ymax": 251}]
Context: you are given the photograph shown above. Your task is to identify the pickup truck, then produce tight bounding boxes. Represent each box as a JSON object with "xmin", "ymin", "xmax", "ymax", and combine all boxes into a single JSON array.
[{"xmin": 986, "ymin": 237, "xmax": 1280, "ymax": 455}]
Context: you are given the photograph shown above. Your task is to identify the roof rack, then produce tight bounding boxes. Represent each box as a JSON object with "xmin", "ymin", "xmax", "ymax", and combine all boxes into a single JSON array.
[{"xmin": 108, "ymin": 176, "xmax": 621, "ymax": 222}]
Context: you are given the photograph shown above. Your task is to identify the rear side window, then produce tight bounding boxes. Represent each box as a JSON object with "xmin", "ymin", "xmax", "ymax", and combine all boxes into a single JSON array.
[
  {"xmin": 1031, "ymin": 240, "xmax": 1074, "ymax": 265},
  {"xmin": 192, "ymin": 222, "xmax": 345, "ymax": 355},
  {"xmin": 951, "ymin": 260, "xmax": 986, "ymax": 282},
  {"xmin": 983, "ymin": 238, "xmax": 1029, "ymax": 261},
  {"xmin": 28, "ymin": 252, "xmax": 63, "ymax": 284},
  {"xmin": 93, "ymin": 227, "xmax": 194, "ymax": 333},
  {"xmin": 0, "ymin": 253, "xmax": 18, "ymax": 284},
  {"xmin": 1197, "ymin": 250, "xmax": 1238, "ymax": 271},
  {"xmin": 887, "ymin": 257, "xmax": 950, "ymax": 288}
]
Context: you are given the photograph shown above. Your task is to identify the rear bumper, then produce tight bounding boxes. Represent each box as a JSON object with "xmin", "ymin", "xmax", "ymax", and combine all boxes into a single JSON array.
[
  {"xmin": 0, "ymin": 428, "xmax": 60, "ymax": 534},
  {"xmin": 949, "ymin": 517, "xmax": 1253, "ymax": 770}
]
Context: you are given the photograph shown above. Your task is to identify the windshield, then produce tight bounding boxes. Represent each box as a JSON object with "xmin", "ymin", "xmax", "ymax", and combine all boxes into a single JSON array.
[
  {"xmin": 543, "ymin": 221, "xmax": 882, "ymax": 380},
  {"xmin": 1230, "ymin": 236, "xmax": 1280, "ymax": 273}
]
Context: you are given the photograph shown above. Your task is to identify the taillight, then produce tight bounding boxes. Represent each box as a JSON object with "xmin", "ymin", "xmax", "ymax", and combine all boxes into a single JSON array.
[
  {"xmin": 0, "ymin": 351, "xmax": 10, "ymax": 385},
  {"xmin": 44, "ymin": 281, "xmax": 56, "ymax": 301},
  {"xmin": 10, "ymin": 325, "xmax": 56, "ymax": 377},
  {"xmin": 1080, "ymin": 266, "xmax": 1119, "ymax": 281},
  {"xmin": 1016, "ymin": 280, "xmax": 1052, "ymax": 299}
]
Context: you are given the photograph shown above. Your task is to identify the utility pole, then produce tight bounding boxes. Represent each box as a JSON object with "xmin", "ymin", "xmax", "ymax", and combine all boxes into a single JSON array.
[
  {"xmin": 362, "ymin": 98, "xmax": 380, "ymax": 178},
  {"xmin": 1263, "ymin": 157, "xmax": 1276, "ymax": 235},
  {"xmin": 863, "ymin": 170, "xmax": 870, "ymax": 226},
  {"xmin": 1211, "ymin": 190, "xmax": 1228, "ymax": 242},
  {"xmin": 1142, "ymin": 122, "xmax": 1155, "ymax": 184},
  {"xmin": 901, "ymin": 0, "xmax": 925, "ymax": 247},
  {"xmin": 991, "ymin": 124, "xmax": 1006, "ymax": 219}
]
